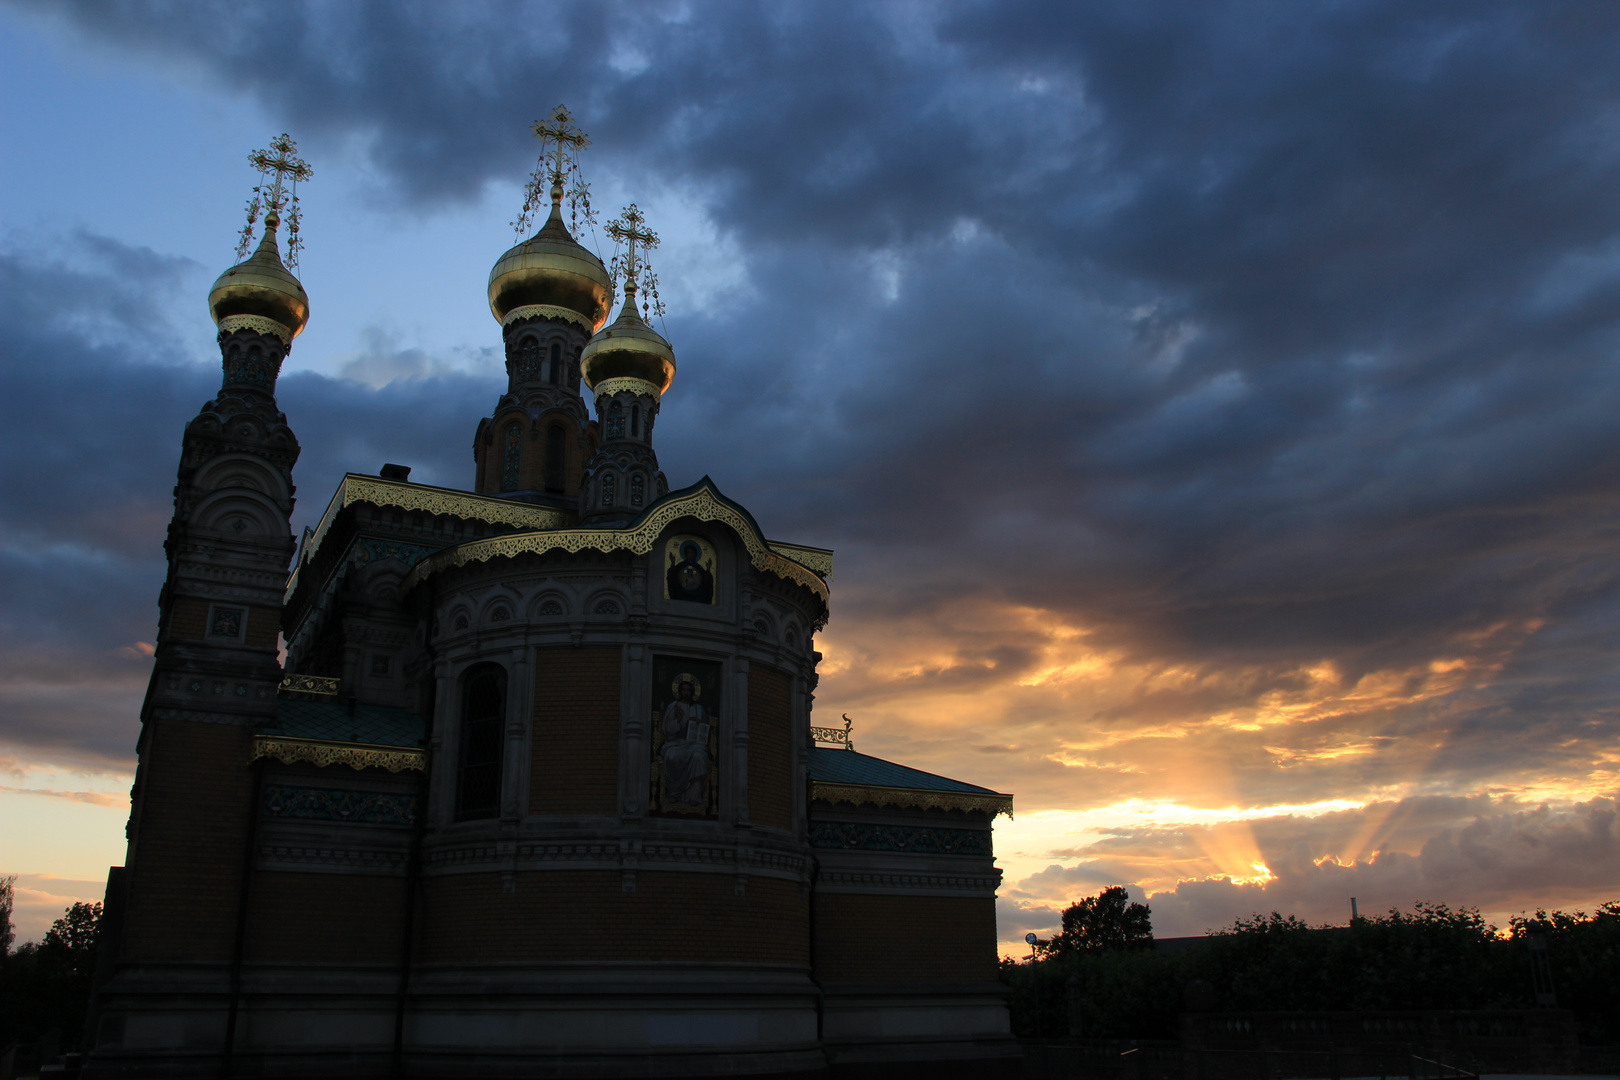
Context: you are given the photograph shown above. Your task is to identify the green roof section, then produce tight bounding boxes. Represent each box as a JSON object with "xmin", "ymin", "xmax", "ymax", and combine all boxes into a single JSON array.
[
  {"xmin": 262, "ymin": 698, "xmax": 426, "ymax": 748},
  {"xmin": 808, "ymin": 747, "xmax": 999, "ymax": 795}
]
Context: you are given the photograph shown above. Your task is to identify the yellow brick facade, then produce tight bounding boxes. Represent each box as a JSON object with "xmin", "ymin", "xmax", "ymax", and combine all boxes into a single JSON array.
[
  {"xmin": 120, "ymin": 719, "xmax": 255, "ymax": 963},
  {"xmin": 813, "ymin": 894, "xmax": 998, "ymax": 982},
  {"xmin": 419, "ymin": 870, "xmax": 808, "ymax": 965},
  {"xmin": 530, "ymin": 645, "xmax": 622, "ymax": 815},
  {"xmin": 748, "ymin": 666, "xmax": 793, "ymax": 829}
]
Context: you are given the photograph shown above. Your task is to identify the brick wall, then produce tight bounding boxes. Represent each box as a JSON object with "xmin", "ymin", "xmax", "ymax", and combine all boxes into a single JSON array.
[
  {"xmin": 245, "ymin": 870, "xmax": 406, "ymax": 964},
  {"xmin": 530, "ymin": 645, "xmax": 621, "ymax": 815},
  {"xmin": 813, "ymin": 894, "xmax": 997, "ymax": 982},
  {"xmin": 164, "ymin": 596, "xmax": 278, "ymax": 648},
  {"xmin": 420, "ymin": 871, "xmax": 808, "ymax": 965},
  {"xmin": 121, "ymin": 719, "xmax": 255, "ymax": 963},
  {"xmin": 747, "ymin": 667, "xmax": 793, "ymax": 829},
  {"xmin": 166, "ymin": 596, "xmax": 211, "ymax": 641}
]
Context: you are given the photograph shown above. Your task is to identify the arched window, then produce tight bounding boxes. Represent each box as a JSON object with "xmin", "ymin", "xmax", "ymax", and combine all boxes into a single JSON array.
[
  {"xmin": 631, "ymin": 473, "xmax": 645, "ymax": 506},
  {"xmin": 544, "ymin": 424, "xmax": 566, "ymax": 492},
  {"xmin": 501, "ymin": 422, "xmax": 522, "ymax": 491},
  {"xmin": 607, "ymin": 403, "xmax": 626, "ymax": 439},
  {"xmin": 456, "ymin": 663, "xmax": 506, "ymax": 820},
  {"xmin": 631, "ymin": 404, "xmax": 641, "ymax": 438},
  {"xmin": 518, "ymin": 338, "xmax": 540, "ymax": 380},
  {"xmin": 548, "ymin": 342, "xmax": 562, "ymax": 385},
  {"xmin": 602, "ymin": 473, "xmax": 617, "ymax": 506}
]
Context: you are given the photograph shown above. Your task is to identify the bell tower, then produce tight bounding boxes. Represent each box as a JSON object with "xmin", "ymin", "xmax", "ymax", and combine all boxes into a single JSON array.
[{"xmin": 101, "ymin": 135, "xmax": 313, "ymax": 1060}]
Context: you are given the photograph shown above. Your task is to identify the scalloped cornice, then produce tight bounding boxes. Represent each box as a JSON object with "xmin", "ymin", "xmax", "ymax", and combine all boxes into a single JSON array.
[
  {"xmin": 401, "ymin": 480, "xmax": 830, "ymax": 606},
  {"xmin": 287, "ymin": 474, "xmax": 574, "ymax": 601},
  {"xmin": 251, "ymin": 734, "xmax": 426, "ymax": 773},
  {"xmin": 810, "ymin": 781, "xmax": 1013, "ymax": 819}
]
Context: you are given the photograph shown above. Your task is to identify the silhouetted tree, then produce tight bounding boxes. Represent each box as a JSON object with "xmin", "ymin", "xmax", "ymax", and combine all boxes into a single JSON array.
[
  {"xmin": 1043, "ymin": 886, "xmax": 1154, "ymax": 957},
  {"xmin": 0, "ymin": 900, "xmax": 103, "ymax": 1053}
]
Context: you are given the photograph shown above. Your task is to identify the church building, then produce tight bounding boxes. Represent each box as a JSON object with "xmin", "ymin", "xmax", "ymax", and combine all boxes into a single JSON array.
[{"xmin": 83, "ymin": 116, "xmax": 1018, "ymax": 1078}]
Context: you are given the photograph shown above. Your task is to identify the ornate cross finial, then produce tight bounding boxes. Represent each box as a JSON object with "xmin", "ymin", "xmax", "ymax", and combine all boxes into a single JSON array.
[
  {"xmin": 607, "ymin": 204, "xmax": 666, "ymax": 320},
  {"xmin": 515, "ymin": 104, "xmax": 596, "ymax": 237},
  {"xmin": 235, "ymin": 134, "xmax": 313, "ymax": 270}
]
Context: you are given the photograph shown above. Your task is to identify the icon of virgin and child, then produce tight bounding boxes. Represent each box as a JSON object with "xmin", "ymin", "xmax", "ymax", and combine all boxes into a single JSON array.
[{"xmin": 658, "ymin": 674, "xmax": 712, "ymax": 811}]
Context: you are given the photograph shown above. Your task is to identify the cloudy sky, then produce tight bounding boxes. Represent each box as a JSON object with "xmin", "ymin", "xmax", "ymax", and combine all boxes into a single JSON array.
[{"xmin": 2, "ymin": 1, "xmax": 1618, "ymax": 953}]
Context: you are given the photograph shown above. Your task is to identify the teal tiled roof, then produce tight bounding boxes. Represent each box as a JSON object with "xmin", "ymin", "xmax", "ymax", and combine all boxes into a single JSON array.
[
  {"xmin": 808, "ymin": 747, "xmax": 999, "ymax": 794},
  {"xmin": 261, "ymin": 699, "xmax": 426, "ymax": 748}
]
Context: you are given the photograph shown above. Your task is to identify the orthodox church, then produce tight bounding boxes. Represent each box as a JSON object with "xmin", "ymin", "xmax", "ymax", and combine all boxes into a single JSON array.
[{"xmin": 82, "ymin": 117, "xmax": 1017, "ymax": 1078}]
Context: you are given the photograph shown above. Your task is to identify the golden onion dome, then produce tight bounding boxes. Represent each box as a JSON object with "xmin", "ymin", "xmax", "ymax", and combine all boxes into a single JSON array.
[
  {"xmin": 580, "ymin": 287, "xmax": 676, "ymax": 395},
  {"xmin": 207, "ymin": 213, "xmax": 310, "ymax": 341},
  {"xmin": 487, "ymin": 201, "xmax": 614, "ymax": 333}
]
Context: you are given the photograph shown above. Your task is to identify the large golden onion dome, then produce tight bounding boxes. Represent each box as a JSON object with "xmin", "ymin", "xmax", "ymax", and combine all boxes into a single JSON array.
[
  {"xmin": 207, "ymin": 212, "xmax": 310, "ymax": 341},
  {"xmin": 487, "ymin": 199, "xmax": 614, "ymax": 333},
  {"xmin": 580, "ymin": 285, "xmax": 676, "ymax": 395}
]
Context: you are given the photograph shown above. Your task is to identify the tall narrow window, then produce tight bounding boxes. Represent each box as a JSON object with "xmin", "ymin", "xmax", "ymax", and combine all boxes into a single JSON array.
[
  {"xmin": 545, "ymin": 424, "xmax": 566, "ymax": 492},
  {"xmin": 548, "ymin": 342, "xmax": 562, "ymax": 385},
  {"xmin": 456, "ymin": 664, "xmax": 506, "ymax": 820},
  {"xmin": 631, "ymin": 473, "xmax": 645, "ymax": 506},
  {"xmin": 631, "ymin": 404, "xmax": 641, "ymax": 438},
  {"xmin": 517, "ymin": 338, "xmax": 539, "ymax": 380},
  {"xmin": 602, "ymin": 473, "xmax": 617, "ymax": 506},
  {"xmin": 501, "ymin": 422, "xmax": 522, "ymax": 491},
  {"xmin": 607, "ymin": 403, "xmax": 626, "ymax": 439}
]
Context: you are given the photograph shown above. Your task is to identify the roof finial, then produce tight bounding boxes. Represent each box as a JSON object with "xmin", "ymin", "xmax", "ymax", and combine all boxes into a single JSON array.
[
  {"xmin": 234, "ymin": 134, "xmax": 312, "ymax": 271},
  {"xmin": 516, "ymin": 104, "xmax": 596, "ymax": 238},
  {"xmin": 606, "ymin": 204, "xmax": 666, "ymax": 322}
]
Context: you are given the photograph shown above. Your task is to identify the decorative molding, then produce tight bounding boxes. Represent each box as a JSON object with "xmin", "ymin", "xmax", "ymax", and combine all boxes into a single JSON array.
[
  {"xmin": 278, "ymin": 673, "xmax": 339, "ymax": 696},
  {"xmin": 502, "ymin": 303, "xmax": 595, "ymax": 334},
  {"xmin": 591, "ymin": 376, "xmax": 662, "ymax": 400},
  {"xmin": 257, "ymin": 844, "xmax": 408, "ymax": 875},
  {"xmin": 810, "ymin": 781, "xmax": 1014, "ymax": 819},
  {"xmin": 288, "ymin": 474, "xmax": 573, "ymax": 600},
  {"xmin": 402, "ymin": 486, "xmax": 830, "ymax": 605},
  {"xmin": 218, "ymin": 314, "xmax": 292, "ymax": 344},
  {"xmin": 809, "ymin": 821, "xmax": 993, "ymax": 856},
  {"xmin": 151, "ymin": 707, "xmax": 261, "ymax": 727},
  {"xmin": 251, "ymin": 734, "xmax": 426, "ymax": 772},
  {"xmin": 355, "ymin": 535, "xmax": 444, "ymax": 570},
  {"xmin": 768, "ymin": 542, "xmax": 834, "ymax": 579},
  {"xmin": 816, "ymin": 869, "xmax": 1003, "ymax": 894},
  {"xmin": 263, "ymin": 785, "xmax": 417, "ymax": 826}
]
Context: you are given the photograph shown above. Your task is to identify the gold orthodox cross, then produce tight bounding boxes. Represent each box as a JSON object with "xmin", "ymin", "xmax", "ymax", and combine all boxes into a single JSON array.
[
  {"xmin": 530, "ymin": 104, "xmax": 590, "ymax": 189},
  {"xmin": 237, "ymin": 133, "xmax": 313, "ymax": 266},
  {"xmin": 606, "ymin": 204, "xmax": 659, "ymax": 290}
]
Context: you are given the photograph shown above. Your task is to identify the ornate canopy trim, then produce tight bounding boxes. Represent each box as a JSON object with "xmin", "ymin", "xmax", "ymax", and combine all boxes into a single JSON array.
[
  {"xmin": 401, "ymin": 482, "xmax": 830, "ymax": 605},
  {"xmin": 810, "ymin": 781, "xmax": 1014, "ymax": 819},
  {"xmin": 251, "ymin": 734, "xmax": 426, "ymax": 773},
  {"xmin": 501, "ymin": 303, "xmax": 595, "ymax": 334},
  {"xmin": 591, "ymin": 376, "xmax": 663, "ymax": 400},
  {"xmin": 768, "ymin": 541, "xmax": 833, "ymax": 580},
  {"xmin": 278, "ymin": 673, "xmax": 339, "ymax": 696},
  {"xmin": 218, "ymin": 313, "xmax": 292, "ymax": 344},
  {"xmin": 288, "ymin": 474, "xmax": 573, "ymax": 600}
]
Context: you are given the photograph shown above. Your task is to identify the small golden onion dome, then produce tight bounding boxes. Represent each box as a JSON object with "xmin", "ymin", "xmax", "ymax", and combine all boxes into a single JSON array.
[
  {"xmin": 580, "ymin": 288, "xmax": 676, "ymax": 395},
  {"xmin": 487, "ymin": 203, "xmax": 614, "ymax": 332},
  {"xmin": 207, "ymin": 213, "xmax": 310, "ymax": 341}
]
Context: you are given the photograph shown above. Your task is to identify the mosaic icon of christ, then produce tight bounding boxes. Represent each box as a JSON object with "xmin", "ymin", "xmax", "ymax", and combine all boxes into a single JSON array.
[{"xmin": 660, "ymin": 675, "xmax": 710, "ymax": 808}]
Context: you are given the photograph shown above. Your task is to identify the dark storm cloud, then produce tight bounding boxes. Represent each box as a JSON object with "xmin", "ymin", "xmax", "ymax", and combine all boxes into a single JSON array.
[{"xmin": 0, "ymin": 235, "xmax": 494, "ymax": 769}]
